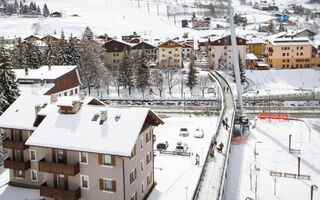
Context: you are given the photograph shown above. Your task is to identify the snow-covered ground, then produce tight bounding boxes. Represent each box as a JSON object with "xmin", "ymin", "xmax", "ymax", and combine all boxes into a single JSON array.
[
  {"xmin": 149, "ymin": 115, "xmax": 218, "ymax": 200},
  {"xmin": 225, "ymin": 118, "xmax": 320, "ymax": 200},
  {"xmin": 221, "ymin": 68, "xmax": 320, "ymax": 98},
  {"xmin": 0, "ymin": 166, "xmax": 41, "ymax": 200}
]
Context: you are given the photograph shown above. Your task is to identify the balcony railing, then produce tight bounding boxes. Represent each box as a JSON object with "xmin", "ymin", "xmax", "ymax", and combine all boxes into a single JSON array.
[
  {"xmin": 2, "ymin": 138, "xmax": 28, "ymax": 150},
  {"xmin": 4, "ymin": 158, "xmax": 31, "ymax": 170},
  {"xmin": 38, "ymin": 158, "xmax": 80, "ymax": 176},
  {"xmin": 40, "ymin": 182, "xmax": 81, "ymax": 200}
]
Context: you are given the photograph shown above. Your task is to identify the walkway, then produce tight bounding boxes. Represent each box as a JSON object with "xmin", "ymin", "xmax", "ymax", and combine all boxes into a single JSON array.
[{"xmin": 194, "ymin": 71, "xmax": 236, "ymax": 200}]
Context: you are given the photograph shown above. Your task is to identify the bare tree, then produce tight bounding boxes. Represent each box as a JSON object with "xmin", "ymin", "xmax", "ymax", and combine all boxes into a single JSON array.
[
  {"xmin": 113, "ymin": 71, "xmax": 121, "ymax": 97},
  {"xmin": 199, "ymin": 76, "xmax": 209, "ymax": 97},
  {"xmin": 165, "ymin": 70, "xmax": 175, "ymax": 96},
  {"xmin": 152, "ymin": 70, "xmax": 165, "ymax": 97}
]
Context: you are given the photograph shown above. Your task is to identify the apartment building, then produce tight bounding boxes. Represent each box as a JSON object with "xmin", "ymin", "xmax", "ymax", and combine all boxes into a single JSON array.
[
  {"xmin": 0, "ymin": 94, "xmax": 163, "ymax": 200},
  {"xmin": 102, "ymin": 40, "xmax": 132, "ymax": 69},
  {"xmin": 131, "ymin": 42, "xmax": 157, "ymax": 60},
  {"xmin": 247, "ymin": 38, "xmax": 265, "ymax": 57},
  {"xmin": 12, "ymin": 65, "xmax": 81, "ymax": 96},
  {"xmin": 208, "ymin": 35, "xmax": 247, "ymax": 69},
  {"xmin": 157, "ymin": 40, "xmax": 183, "ymax": 68},
  {"xmin": 265, "ymin": 37, "xmax": 317, "ymax": 69}
]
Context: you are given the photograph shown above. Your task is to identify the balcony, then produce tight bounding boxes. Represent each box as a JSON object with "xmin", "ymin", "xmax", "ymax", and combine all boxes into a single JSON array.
[
  {"xmin": 38, "ymin": 158, "xmax": 80, "ymax": 176},
  {"xmin": 4, "ymin": 159, "xmax": 31, "ymax": 170},
  {"xmin": 2, "ymin": 138, "xmax": 28, "ymax": 150},
  {"xmin": 40, "ymin": 182, "xmax": 81, "ymax": 200}
]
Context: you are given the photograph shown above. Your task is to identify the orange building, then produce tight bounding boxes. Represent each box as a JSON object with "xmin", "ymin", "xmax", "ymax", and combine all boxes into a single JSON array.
[{"xmin": 265, "ymin": 37, "xmax": 319, "ymax": 69}]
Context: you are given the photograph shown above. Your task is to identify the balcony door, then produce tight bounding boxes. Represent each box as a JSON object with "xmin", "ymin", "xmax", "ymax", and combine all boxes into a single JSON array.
[
  {"xmin": 53, "ymin": 149, "xmax": 67, "ymax": 164},
  {"xmin": 13, "ymin": 130, "xmax": 22, "ymax": 142},
  {"xmin": 15, "ymin": 150, "xmax": 23, "ymax": 162},
  {"xmin": 56, "ymin": 174, "xmax": 68, "ymax": 190}
]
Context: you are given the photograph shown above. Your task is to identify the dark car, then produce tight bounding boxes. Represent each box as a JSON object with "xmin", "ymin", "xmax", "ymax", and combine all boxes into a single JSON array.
[{"xmin": 156, "ymin": 141, "xmax": 168, "ymax": 151}]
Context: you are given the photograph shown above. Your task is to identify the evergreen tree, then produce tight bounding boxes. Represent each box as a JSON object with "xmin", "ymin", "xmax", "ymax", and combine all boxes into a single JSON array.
[
  {"xmin": 0, "ymin": 48, "xmax": 19, "ymax": 114},
  {"xmin": 43, "ymin": 38, "xmax": 57, "ymax": 67},
  {"xmin": 135, "ymin": 50, "xmax": 150, "ymax": 94},
  {"xmin": 67, "ymin": 35, "xmax": 81, "ymax": 65},
  {"xmin": 83, "ymin": 26, "xmax": 94, "ymax": 40},
  {"xmin": 187, "ymin": 57, "xmax": 197, "ymax": 94},
  {"xmin": 23, "ymin": 40, "xmax": 41, "ymax": 69},
  {"xmin": 11, "ymin": 38, "xmax": 24, "ymax": 68},
  {"xmin": 57, "ymin": 31, "xmax": 71, "ymax": 65},
  {"xmin": 42, "ymin": 3, "xmax": 49, "ymax": 17},
  {"xmin": 232, "ymin": 55, "xmax": 246, "ymax": 84},
  {"xmin": 118, "ymin": 49, "xmax": 134, "ymax": 95}
]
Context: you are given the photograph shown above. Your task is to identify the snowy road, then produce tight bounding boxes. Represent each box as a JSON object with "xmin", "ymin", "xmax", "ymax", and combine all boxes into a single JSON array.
[{"xmin": 195, "ymin": 71, "xmax": 235, "ymax": 200}]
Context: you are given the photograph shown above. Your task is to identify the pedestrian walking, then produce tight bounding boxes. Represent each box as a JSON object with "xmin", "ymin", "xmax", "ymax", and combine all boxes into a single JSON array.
[
  {"xmin": 222, "ymin": 119, "xmax": 226, "ymax": 127},
  {"xmin": 209, "ymin": 148, "xmax": 215, "ymax": 158},
  {"xmin": 217, "ymin": 142, "xmax": 224, "ymax": 152},
  {"xmin": 195, "ymin": 153, "xmax": 200, "ymax": 165},
  {"xmin": 225, "ymin": 117, "xmax": 228, "ymax": 124}
]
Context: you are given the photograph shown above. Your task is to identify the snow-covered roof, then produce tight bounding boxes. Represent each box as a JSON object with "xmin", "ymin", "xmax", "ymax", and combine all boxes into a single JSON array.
[
  {"xmin": 13, "ymin": 65, "xmax": 77, "ymax": 80},
  {"xmin": 247, "ymin": 38, "xmax": 265, "ymax": 44},
  {"xmin": 26, "ymin": 97, "xmax": 163, "ymax": 157},
  {"xmin": 18, "ymin": 83, "xmax": 55, "ymax": 95},
  {"xmin": 268, "ymin": 37, "xmax": 312, "ymax": 46},
  {"xmin": 0, "ymin": 95, "xmax": 50, "ymax": 130},
  {"xmin": 246, "ymin": 53, "xmax": 258, "ymax": 60}
]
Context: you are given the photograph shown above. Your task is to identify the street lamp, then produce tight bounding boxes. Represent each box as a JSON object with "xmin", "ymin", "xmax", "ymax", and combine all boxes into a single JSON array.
[
  {"xmin": 311, "ymin": 184, "xmax": 318, "ymax": 200},
  {"xmin": 254, "ymin": 141, "xmax": 262, "ymax": 171}
]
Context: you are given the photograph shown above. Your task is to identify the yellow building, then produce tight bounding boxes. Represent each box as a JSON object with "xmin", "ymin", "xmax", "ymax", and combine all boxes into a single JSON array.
[
  {"xmin": 247, "ymin": 38, "xmax": 265, "ymax": 56},
  {"xmin": 157, "ymin": 40, "xmax": 183, "ymax": 68},
  {"xmin": 265, "ymin": 37, "xmax": 318, "ymax": 69}
]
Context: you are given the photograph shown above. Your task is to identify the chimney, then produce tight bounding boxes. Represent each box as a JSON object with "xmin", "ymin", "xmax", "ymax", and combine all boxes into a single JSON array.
[
  {"xmin": 99, "ymin": 111, "xmax": 108, "ymax": 125},
  {"xmin": 72, "ymin": 101, "xmax": 82, "ymax": 113},
  {"xmin": 25, "ymin": 68, "xmax": 29, "ymax": 76},
  {"xmin": 50, "ymin": 94, "xmax": 58, "ymax": 104},
  {"xmin": 35, "ymin": 105, "xmax": 41, "ymax": 116},
  {"xmin": 48, "ymin": 65, "xmax": 51, "ymax": 71}
]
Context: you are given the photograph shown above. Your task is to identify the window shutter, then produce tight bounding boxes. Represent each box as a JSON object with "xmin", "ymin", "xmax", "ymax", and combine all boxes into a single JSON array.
[
  {"xmin": 112, "ymin": 180, "xmax": 116, "ymax": 192},
  {"xmin": 99, "ymin": 179, "xmax": 104, "ymax": 190},
  {"xmin": 111, "ymin": 155, "xmax": 116, "ymax": 166},
  {"xmin": 98, "ymin": 154, "xmax": 102, "ymax": 164}
]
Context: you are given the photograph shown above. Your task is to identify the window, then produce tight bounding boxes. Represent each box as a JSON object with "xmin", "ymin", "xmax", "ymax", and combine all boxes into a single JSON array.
[
  {"xmin": 169, "ymin": 51, "xmax": 172, "ymax": 54},
  {"xmin": 140, "ymin": 137, "xmax": 143, "ymax": 150},
  {"xmin": 15, "ymin": 150, "xmax": 22, "ymax": 161},
  {"xmin": 146, "ymin": 131, "xmax": 152, "ymax": 143},
  {"xmin": 14, "ymin": 130, "xmax": 22, "ymax": 141},
  {"xmin": 15, "ymin": 169, "xmax": 24, "ymax": 178},
  {"xmin": 57, "ymin": 149, "xmax": 64, "ymax": 163},
  {"xmin": 131, "ymin": 192, "xmax": 137, "ymax": 200},
  {"xmin": 162, "ymin": 49, "xmax": 164, "ymax": 51},
  {"xmin": 300, "ymin": 46, "xmax": 303, "ymax": 50},
  {"xmin": 100, "ymin": 179, "xmax": 116, "ymax": 192},
  {"xmin": 282, "ymin": 53, "xmax": 285, "ymax": 56},
  {"xmin": 64, "ymin": 92, "xmax": 67, "ymax": 96},
  {"xmin": 99, "ymin": 154, "xmax": 115, "ymax": 166},
  {"xmin": 175, "ymin": 48, "xmax": 178, "ymax": 51},
  {"xmin": 142, "ymin": 182, "xmax": 145, "ymax": 194},
  {"xmin": 130, "ymin": 168, "xmax": 137, "ymax": 184},
  {"xmin": 30, "ymin": 150, "xmax": 36, "ymax": 161},
  {"xmin": 31, "ymin": 170, "xmax": 37, "ymax": 181},
  {"xmin": 287, "ymin": 53, "xmax": 289, "ymax": 56},
  {"xmin": 80, "ymin": 175, "xmax": 89, "ymax": 189},
  {"xmin": 70, "ymin": 90, "xmax": 73, "ymax": 96},
  {"xmin": 300, "ymin": 53, "xmax": 303, "ymax": 56},
  {"xmin": 130, "ymin": 145, "xmax": 136, "ymax": 159},
  {"xmin": 147, "ymin": 172, "xmax": 153, "ymax": 186},
  {"xmin": 80, "ymin": 152, "xmax": 88, "ymax": 164},
  {"xmin": 75, "ymin": 88, "xmax": 78, "ymax": 94},
  {"xmin": 146, "ymin": 152, "xmax": 152, "ymax": 165},
  {"xmin": 141, "ymin": 160, "xmax": 144, "ymax": 172}
]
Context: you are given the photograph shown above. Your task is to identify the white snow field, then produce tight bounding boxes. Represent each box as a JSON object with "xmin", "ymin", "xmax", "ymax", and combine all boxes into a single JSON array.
[
  {"xmin": 225, "ymin": 118, "xmax": 320, "ymax": 200},
  {"xmin": 149, "ymin": 116, "xmax": 218, "ymax": 200},
  {"xmin": 221, "ymin": 68, "xmax": 320, "ymax": 97}
]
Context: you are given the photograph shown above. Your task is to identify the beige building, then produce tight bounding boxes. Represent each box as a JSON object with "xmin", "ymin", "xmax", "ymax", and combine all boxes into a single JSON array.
[
  {"xmin": 208, "ymin": 35, "xmax": 247, "ymax": 69},
  {"xmin": 0, "ymin": 94, "xmax": 163, "ymax": 200},
  {"xmin": 265, "ymin": 37, "xmax": 317, "ymax": 69},
  {"xmin": 157, "ymin": 40, "xmax": 183, "ymax": 68},
  {"xmin": 102, "ymin": 40, "xmax": 132, "ymax": 70}
]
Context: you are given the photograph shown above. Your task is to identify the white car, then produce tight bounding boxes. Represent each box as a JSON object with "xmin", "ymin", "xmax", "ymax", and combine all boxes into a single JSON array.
[
  {"xmin": 179, "ymin": 128, "xmax": 189, "ymax": 137},
  {"xmin": 193, "ymin": 128, "xmax": 204, "ymax": 138}
]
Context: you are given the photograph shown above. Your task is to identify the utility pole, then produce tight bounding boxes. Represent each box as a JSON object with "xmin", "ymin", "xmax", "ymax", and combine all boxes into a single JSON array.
[
  {"xmin": 255, "ymin": 174, "xmax": 258, "ymax": 200},
  {"xmin": 147, "ymin": 1, "xmax": 150, "ymax": 13},
  {"xmin": 157, "ymin": 4, "xmax": 159, "ymax": 16}
]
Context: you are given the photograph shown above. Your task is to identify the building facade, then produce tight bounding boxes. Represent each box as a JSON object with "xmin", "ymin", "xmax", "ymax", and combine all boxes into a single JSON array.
[
  {"xmin": 102, "ymin": 40, "xmax": 132, "ymax": 69},
  {"xmin": 157, "ymin": 40, "xmax": 183, "ymax": 68},
  {"xmin": 265, "ymin": 37, "xmax": 317, "ymax": 69},
  {"xmin": 208, "ymin": 35, "xmax": 247, "ymax": 69},
  {"xmin": 0, "ymin": 95, "xmax": 163, "ymax": 200}
]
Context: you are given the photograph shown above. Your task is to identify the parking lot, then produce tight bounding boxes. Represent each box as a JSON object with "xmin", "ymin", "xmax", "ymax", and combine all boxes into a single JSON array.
[{"xmin": 148, "ymin": 115, "xmax": 218, "ymax": 200}]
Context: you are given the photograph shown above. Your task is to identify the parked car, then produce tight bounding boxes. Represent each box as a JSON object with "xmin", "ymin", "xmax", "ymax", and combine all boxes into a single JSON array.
[
  {"xmin": 156, "ymin": 141, "xmax": 168, "ymax": 151},
  {"xmin": 175, "ymin": 141, "xmax": 188, "ymax": 152},
  {"xmin": 194, "ymin": 128, "xmax": 204, "ymax": 138},
  {"xmin": 179, "ymin": 128, "xmax": 189, "ymax": 137}
]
